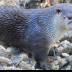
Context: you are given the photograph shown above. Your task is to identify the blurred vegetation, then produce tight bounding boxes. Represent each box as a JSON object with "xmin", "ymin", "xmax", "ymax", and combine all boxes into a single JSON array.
[{"xmin": 0, "ymin": 0, "xmax": 72, "ymax": 9}]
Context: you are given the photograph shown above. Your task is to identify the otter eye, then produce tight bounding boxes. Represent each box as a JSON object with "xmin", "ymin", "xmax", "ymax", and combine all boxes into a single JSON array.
[
  {"xmin": 56, "ymin": 9, "xmax": 62, "ymax": 14},
  {"xmin": 68, "ymin": 16, "xmax": 72, "ymax": 20}
]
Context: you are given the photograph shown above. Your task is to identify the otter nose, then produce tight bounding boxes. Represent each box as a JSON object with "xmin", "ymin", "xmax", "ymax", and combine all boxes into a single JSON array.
[{"xmin": 68, "ymin": 16, "xmax": 72, "ymax": 20}]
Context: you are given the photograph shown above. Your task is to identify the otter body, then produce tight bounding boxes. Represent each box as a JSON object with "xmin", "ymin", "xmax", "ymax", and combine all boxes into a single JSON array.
[{"xmin": 0, "ymin": 4, "xmax": 72, "ymax": 69}]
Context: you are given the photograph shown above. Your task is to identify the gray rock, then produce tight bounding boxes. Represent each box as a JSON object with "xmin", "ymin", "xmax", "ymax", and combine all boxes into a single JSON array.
[
  {"xmin": 61, "ymin": 65, "xmax": 71, "ymax": 70},
  {"xmin": 1, "ymin": 40, "xmax": 72, "ymax": 70},
  {"xmin": 0, "ymin": 45, "xmax": 12, "ymax": 58},
  {"xmin": 61, "ymin": 31, "xmax": 72, "ymax": 42},
  {"xmin": 65, "ymin": 55, "xmax": 72, "ymax": 62},
  {"xmin": 0, "ymin": 56, "xmax": 12, "ymax": 66},
  {"xmin": 2, "ymin": 66, "xmax": 22, "ymax": 70},
  {"xmin": 11, "ymin": 53, "xmax": 29, "ymax": 67},
  {"xmin": 49, "ymin": 40, "xmax": 72, "ymax": 56},
  {"xmin": 7, "ymin": 46, "xmax": 19, "ymax": 56},
  {"xmin": 48, "ymin": 55, "xmax": 72, "ymax": 70},
  {"xmin": 0, "ymin": 45, "xmax": 19, "ymax": 58},
  {"xmin": 61, "ymin": 53, "xmax": 70, "ymax": 58},
  {"xmin": 0, "ymin": 44, "xmax": 35, "ymax": 70},
  {"xmin": 50, "ymin": 56, "xmax": 67, "ymax": 70},
  {"xmin": 19, "ymin": 61, "xmax": 35, "ymax": 70}
]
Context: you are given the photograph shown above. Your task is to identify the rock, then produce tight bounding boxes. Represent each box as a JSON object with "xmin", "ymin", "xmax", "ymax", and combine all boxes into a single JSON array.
[
  {"xmin": 11, "ymin": 53, "xmax": 29, "ymax": 67},
  {"xmin": 49, "ymin": 55, "xmax": 72, "ymax": 70},
  {"xmin": 11, "ymin": 53, "xmax": 35, "ymax": 70},
  {"xmin": 61, "ymin": 65, "xmax": 71, "ymax": 70},
  {"xmin": 50, "ymin": 55, "xmax": 72, "ymax": 70},
  {"xmin": 0, "ymin": 45, "xmax": 19, "ymax": 58},
  {"xmin": 69, "ymin": 61, "xmax": 72, "ymax": 70},
  {"xmin": 0, "ymin": 44, "xmax": 35, "ymax": 70},
  {"xmin": 0, "ymin": 40, "xmax": 72, "ymax": 70},
  {"xmin": 18, "ymin": 53, "xmax": 29, "ymax": 62},
  {"xmin": 60, "ymin": 40, "xmax": 70, "ymax": 47},
  {"xmin": 59, "ymin": 58, "xmax": 67, "ymax": 68},
  {"xmin": 7, "ymin": 46, "xmax": 19, "ymax": 56},
  {"xmin": 0, "ymin": 44, "xmax": 36, "ymax": 70},
  {"xmin": 19, "ymin": 61, "xmax": 35, "ymax": 70},
  {"xmin": 49, "ymin": 40, "xmax": 72, "ymax": 56},
  {"xmin": 51, "ymin": 65, "xmax": 59, "ymax": 70},
  {"xmin": 61, "ymin": 31, "xmax": 72, "ymax": 42},
  {"xmin": 64, "ymin": 32, "xmax": 69, "ymax": 38},
  {"xmin": 2, "ymin": 66, "xmax": 22, "ymax": 70},
  {"xmin": 0, "ymin": 45, "xmax": 12, "ymax": 58},
  {"xmin": 64, "ymin": 31, "xmax": 72, "ymax": 38},
  {"xmin": 65, "ymin": 55, "xmax": 72, "ymax": 62},
  {"xmin": 61, "ymin": 53, "xmax": 70, "ymax": 58},
  {"xmin": 0, "ymin": 56, "xmax": 12, "ymax": 66},
  {"xmin": 35, "ymin": 68, "xmax": 44, "ymax": 70},
  {"xmin": 51, "ymin": 60, "xmax": 60, "ymax": 70},
  {"xmin": 52, "ymin": 43, "xmax": 59, "ymax": 49}
]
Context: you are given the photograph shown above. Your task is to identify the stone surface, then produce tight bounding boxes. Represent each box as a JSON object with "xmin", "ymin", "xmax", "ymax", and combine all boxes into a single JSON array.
[
  {"xmin": 0, "ymin": 43, "xmax": 35, "ymax": 70},
  {"xmin": 0, "ymin": 40, "xmax": 72, "ymax": 70},
  {"xmin": 61, "ymin": 53, "xmax": 70, "ymax": 58}
]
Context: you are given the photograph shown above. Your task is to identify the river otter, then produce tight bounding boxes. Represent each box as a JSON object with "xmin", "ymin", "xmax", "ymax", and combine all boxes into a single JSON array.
[{"xmin": 0, "ymin": 4, "xmax": 72, "ymax": 69}]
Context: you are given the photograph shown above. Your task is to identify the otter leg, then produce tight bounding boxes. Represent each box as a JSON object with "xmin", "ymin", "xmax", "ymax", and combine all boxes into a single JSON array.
[{"xmin": 32, "ymin": 47, "xmax": 49, "ymax": 70}]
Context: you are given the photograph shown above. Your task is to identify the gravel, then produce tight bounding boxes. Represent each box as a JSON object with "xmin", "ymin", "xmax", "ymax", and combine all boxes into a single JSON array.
[{"xmin": 0, "ymin": 40, "xmax": 72, "ymax": 70}]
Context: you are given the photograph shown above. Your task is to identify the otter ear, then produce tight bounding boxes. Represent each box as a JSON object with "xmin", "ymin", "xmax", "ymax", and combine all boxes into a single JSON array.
[{"xmin": 56, "ymin": 9, "xmax": 62, "ymax": 14}]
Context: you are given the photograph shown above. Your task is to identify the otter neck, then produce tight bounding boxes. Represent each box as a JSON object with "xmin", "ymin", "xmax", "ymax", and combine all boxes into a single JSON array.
[{"xmin": 54, "ymin": 21, "xmax": 68, "ymax": 42}]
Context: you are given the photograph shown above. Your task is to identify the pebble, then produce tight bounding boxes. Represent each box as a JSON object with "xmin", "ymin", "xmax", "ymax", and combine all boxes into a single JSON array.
[
  {"xmin": 61, "ymin": 65, "xmax": 71, "ymax": 70},
  {"xmin": 61, "ymin": 53, "xmax": 70, "ymax": 58},
  {"xmin": 19, "ymin": 61, "xmax": 35, "ymax": 70},
  {"xmin": 0, "ymin": 40, "xmax": 72, "ymax": 70},
  {"xmin": 52, "ymin": 43, "xmax": 59, "ymax": 49},
  {"xmin": 2, "ymin": 66, "xmax": 22, "ymax": 70},
  {"xmin": 0, "ymin": 56, "xmax": 12, "ymax": 66}
]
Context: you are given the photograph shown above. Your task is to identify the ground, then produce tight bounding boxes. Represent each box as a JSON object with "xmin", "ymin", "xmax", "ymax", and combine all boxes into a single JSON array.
[{"xmin": 0, "ymin": 40, "xmax": 72, "ymax": 70}]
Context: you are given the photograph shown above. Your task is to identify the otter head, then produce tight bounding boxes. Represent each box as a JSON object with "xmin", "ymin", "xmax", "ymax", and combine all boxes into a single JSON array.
[{"xmin": 55, "ymin": 4, "xmax": 72, "ymax": 31}]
